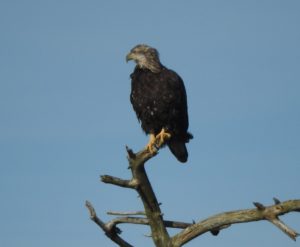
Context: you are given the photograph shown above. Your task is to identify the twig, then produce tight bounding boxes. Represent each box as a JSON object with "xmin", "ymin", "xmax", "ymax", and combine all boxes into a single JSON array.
[
  {"xmin": 268, "ymin": 217, "xmax": 299, "ymax": 241},
  {"xmin": 107, "ymin": 210, "xmax": 146, "ymax": 216}
]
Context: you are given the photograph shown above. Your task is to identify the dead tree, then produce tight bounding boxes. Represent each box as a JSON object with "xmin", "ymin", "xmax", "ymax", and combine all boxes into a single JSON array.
[{"xmin": 86, "ymin": 135, "xmax": 300, "ymax": 247}]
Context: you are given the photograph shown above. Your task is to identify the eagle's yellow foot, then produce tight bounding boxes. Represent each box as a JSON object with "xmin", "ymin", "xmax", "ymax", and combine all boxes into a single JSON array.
[
  {"xmin": 145, "ymin": 134, "xmax": 157, "ymax": 154},
  {"xmin": 156, "ymin": 128, "xmax": 171, "ymax": 147}
]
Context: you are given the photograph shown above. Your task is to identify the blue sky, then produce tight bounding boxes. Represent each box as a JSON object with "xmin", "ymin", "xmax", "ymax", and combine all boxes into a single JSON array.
[{"xmin": 0, "ymin": 0, "xmax": 299, "ymax": 246}]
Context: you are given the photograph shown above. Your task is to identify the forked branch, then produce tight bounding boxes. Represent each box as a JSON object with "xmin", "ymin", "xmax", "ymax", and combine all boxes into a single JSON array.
[
  {"xmin": 86, "ymin": 138, "xmax": 300, "ymax": 247},
  {"xmin": 171, "ymin": 199, "xmax": 300, "ymax": 246},
  {"xmin": 85, "ymin": 200, "xmax": 133, "ymax": 247}
]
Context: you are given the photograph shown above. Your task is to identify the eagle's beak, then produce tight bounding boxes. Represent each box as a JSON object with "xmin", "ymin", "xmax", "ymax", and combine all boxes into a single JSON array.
[{"xmin": 126, "ymin": 52, "xmax": 134, "ymax": 63}]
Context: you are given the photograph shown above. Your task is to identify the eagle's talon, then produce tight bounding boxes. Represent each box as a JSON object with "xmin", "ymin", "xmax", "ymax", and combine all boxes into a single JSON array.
[
  {"xmin": 145, "ymin": 134, "xmax": 157, "ymax": 154},
  {"xmin": 156, "ymin": 128, "xmax": 171, "ymax": 147}
]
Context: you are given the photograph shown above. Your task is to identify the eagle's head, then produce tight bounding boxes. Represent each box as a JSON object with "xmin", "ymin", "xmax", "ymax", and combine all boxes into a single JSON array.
[{"xmin": 126, "ymin": 44, "xmax": 162, "ymax": 73}]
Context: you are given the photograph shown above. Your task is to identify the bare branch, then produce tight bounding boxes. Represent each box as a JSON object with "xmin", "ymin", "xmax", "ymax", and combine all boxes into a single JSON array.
[
  {"xmin": 107, "ymin": 210, "xmax": 146, "ymax": 216},
  {"xmin": 101, "ymin": 175, "xmax": 139, "ymax": 189},
  {"xmin": 88, "ymin": 136, "xmax": 171, "ymax": 247},
  {"xmin": 261, "ymin": 199, "xmax": 300, "ymax": 240},
  {"xmin": 268, "ymin": 217, "xmax": 299, "ymax": 241},
  {"xmin": 85, "ymin": 201, "xmax": 134, "ymax": 247},
  {"xmin": 171, "ymin": 199, "xmax": 300, "ymax": 246},
  {"xmin": 87, "ymin": 139, "xmax": 300, "ymax": 247},
  {"xmin": 106, "ymin": 216, "xmax": 193, "ymax": 230},
  {"xmin": 163, "ymin": 220, "xmax": 192, "ymax": 229},
  {"xmin": 126, "ymin": 138, "xmax": 172, "ymax": 247}
]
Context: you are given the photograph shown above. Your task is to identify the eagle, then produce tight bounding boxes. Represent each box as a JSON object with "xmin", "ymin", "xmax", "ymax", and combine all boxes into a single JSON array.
[{"xmin": 126, "ymin": 44, "xmax": 193, "ymax": 163}]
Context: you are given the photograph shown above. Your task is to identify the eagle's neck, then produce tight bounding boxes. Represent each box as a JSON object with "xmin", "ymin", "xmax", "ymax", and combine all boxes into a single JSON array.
[{"xmin": 137, "ymin": 59, "xmax": 162, "ymax": 73}]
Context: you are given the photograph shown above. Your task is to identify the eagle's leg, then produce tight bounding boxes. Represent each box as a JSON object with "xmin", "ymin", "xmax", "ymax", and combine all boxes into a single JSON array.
[
  {"xmin": 156, "ymin": 128, "xmax": 171, "ymax": 147},
  {"xmin": 145, "ymin": 133, "xmax": 157, "ymax": 154}
]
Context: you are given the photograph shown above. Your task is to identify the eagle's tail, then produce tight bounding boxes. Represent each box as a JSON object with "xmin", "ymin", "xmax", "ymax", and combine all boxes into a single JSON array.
[{"xmin": 168, "ymin": 141, "xmax": 188, "ymax": 163}]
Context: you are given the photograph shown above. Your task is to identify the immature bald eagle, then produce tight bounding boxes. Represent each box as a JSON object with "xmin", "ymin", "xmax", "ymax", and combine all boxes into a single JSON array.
[{"xmin": 126, "ymin": 44, "xmax": 192, "ymax": 163}]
